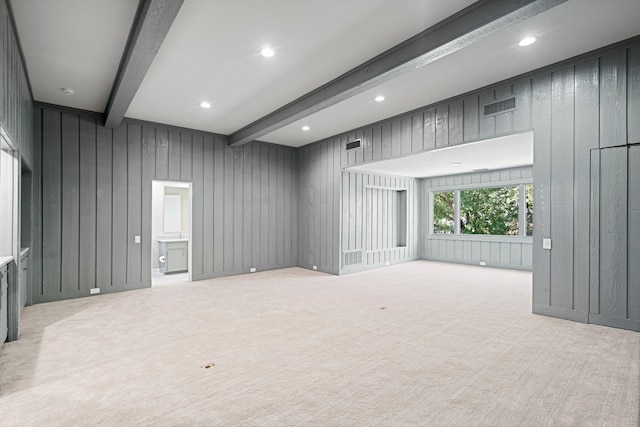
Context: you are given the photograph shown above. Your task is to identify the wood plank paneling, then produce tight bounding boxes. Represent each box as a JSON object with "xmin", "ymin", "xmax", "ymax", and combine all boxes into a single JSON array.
[
  {"xmin": 41, "ymin": 110, "xmax": 62, "ymax": 298},
  {"xmin": 180, "ymin": 132, "xmax": 192, "ymax": 181},
  {"xmin": 34, "ymin": 105, "xmax": 299, "ymax": 301},
  {"xmin": 435, "ymin": 105, "xmax": 449, "ymax": 148},
  {"xmin": 463, "ymin": 95, "xmax": 479, "ymax": 142},
  {"xmin": 155, "ymin": 129, "xmax": 168, "ymax": 180},
  {"xmin": 550, "ymin": 67, "xmax": 575, "ymax": 310},
  {"xmin": 126, "ymin": 124, "xmax": 142, "ymax": 284},
  {"xmin": 600, "ymin": 50, "xmax": 627, "ymax": 147},
  {"xmin": 0, "ymin": 0, "xmax": 33, "ymax": 167},
  {"xmin": 79, "ymin": 116, "xmax": 96, "ymax": 292},
  {"xmin": 243, "ymin": 144, "xmax": 253, "ymax": 269},
  {"xmin": 448, "ymin": 100, "xmax": 463, "ymax": 145},
  {"xmin": 233, "ymin": 148, "xmax": 243, "ymax": 270},
  {"xmin": 573, "ymin": 59, "xmax": 599, "ymax": 314},
  {"xmin": 532, "ymin": 74, "xmax": 552, "ymax": 306},
  {"xmin": 60, "ymin": 113, "xmax": 80, "ymax": 293},
  {"xmin": 141, "ymin": 125, "xmax": 156, "ymax": 283},
  {"xmin": 202, "ymin": 136, "xmax": 214, "ymax": 274},
  {"xmin": 213, "ymin": 136, "xmax": 224, "ymax": 272},
  {"xmin": 95, "ymin": 125, "xmax": 112, "ymax": 289},
  {"xmin": 168, "ymin": 130, "xmax": 181, "ymax": 181},
  {"xmin": 629, "ymin": 47, "xmax": 640, "ymax": 145},
  {"xmin": 111, "ymin": 125, "xmax": 127, "ymax": 287},
  {"xmin": 589, "ymin": 151, "xmax": 600, "ymax": 314},
  {"xmin": 627, "ymin": 145, "xmax": 640, "ymax": 321},
  {"xmin": 599, "ymin": 147, "xmax": 628, "ymax": 320}
]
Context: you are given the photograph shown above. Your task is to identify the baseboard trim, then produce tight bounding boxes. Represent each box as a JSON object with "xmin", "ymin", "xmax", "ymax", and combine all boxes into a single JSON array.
[
  {"xmin": 423, "ymin": 257, "xmax": 532, "ymax": 272},
  {"xmin": 192, "ymin": 263, "xmax": 299, "ymax": 281}
]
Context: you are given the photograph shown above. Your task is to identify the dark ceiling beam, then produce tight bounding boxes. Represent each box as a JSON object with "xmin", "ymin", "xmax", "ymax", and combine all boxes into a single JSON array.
[
  {"xmin": 104, "ymin": 0, "xmax": 184, "ymax": 128},
  {"xmin": 228, "ymin": 0, "xmax": 566, "ymax": 147}
]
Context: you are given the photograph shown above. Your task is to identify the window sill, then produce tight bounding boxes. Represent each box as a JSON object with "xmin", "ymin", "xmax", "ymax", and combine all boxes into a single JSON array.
[{"xmin": 428, "ymin": 234, "xmax": 533, "ymax": 243}]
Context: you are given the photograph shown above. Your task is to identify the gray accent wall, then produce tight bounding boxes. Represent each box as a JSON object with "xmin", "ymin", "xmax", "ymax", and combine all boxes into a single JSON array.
[
  {"xmin": 422, "ymin": 166, "xmax": 533, "ymax": 271},
  {"xmin": 341, "ymin": 171, "xmax": 419, "ymax": 274},
  {"xmin": 301, "ymin": 37, "xmax": 640, "ymax": 331},
  {"xmin": 0, "ymin": 0, "xmax": 32, "ymax": 166},
  {"xmin": 32, "ymin": 105, "xmax": 298, "ymax": 303}
]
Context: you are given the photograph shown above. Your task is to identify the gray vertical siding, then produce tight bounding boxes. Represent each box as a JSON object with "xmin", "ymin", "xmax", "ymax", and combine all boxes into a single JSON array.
[
  {"xmin": 300, "ymin": 37, "xmax": 639, "ymax": 331},
  {"xmin": 0, "ymin": 1, "xmax": 32, "ymax": 166},
  {"xmin": 341, "ymin": 171, "xmax": 418, "ymax": 274},
  {"xmin": 422, "ymin": 166, "xmax": 533, "ymax": 271},
  {"xmin": 297, "ymin": 138, "xmax": 341, "ymax": 274},
  {"xmin": 32, "ymin": 106, "xmax": 298, "ymax": 303}
]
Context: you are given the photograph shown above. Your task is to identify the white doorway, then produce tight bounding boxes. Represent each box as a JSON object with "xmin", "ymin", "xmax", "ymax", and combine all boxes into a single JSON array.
[{"xmin": 151, "ymin": 180, "xmax": 192, "ymax": 286}]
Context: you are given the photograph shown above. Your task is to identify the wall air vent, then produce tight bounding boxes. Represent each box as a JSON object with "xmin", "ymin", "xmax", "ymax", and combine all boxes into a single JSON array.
[
  {"xmin": 346, "ymin": 139, "xmax": 362, "ymax": 150},
  {"xmin": 343, "ymin": 250, "xmax": 363, "ymax": 267},
  {"xmin": 483, "ymin": 97, "xmax": 516, "ymax": 116}
]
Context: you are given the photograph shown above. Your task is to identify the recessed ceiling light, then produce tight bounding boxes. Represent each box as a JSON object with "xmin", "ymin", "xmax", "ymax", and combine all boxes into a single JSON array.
[
  {"xmin": 302, "ymin": 126, "xmax": 310, "ymax": 131},
  {"xmin": 518, "ymin": 36, "xmax": 536, "ymax": 47},
  {"xmin": 261, "ymin": 47, "xmax": 274, "ymax": 57},
  {"xmin": 375, "ymin": 95, "xmax": 385, "ymax": 102},
  {"xmin": 61, "ymin": 87, "xmax": 75, "ymax": 95},
  {"xmin": 451, "ymin": 162, "xmax": 461, "ymax": 166},
  {"xmin": 200, "ymin": 101, "xmax": 211, "ymax": 108}
]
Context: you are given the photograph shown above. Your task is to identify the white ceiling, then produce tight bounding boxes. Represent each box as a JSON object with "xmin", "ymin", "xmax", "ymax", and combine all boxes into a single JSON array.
[
  {"xmin": 346, "ymin": 132, "xmax": 533, "ymax": 178},
  {"xmin": 9, "ymin": 0, "xmax": 640, "ymax": 148},
  {"xmin": 10, "ymin": 0, "xmax": 138, "ymax": 112}
]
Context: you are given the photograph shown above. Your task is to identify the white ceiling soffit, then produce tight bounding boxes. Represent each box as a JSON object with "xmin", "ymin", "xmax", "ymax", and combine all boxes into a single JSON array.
[
  {"xmin": 347, "ymin": 132, "xmax": 533, "ymax": 178},
  {"xmin": 124, "ymin": 0, "xmax": 476, "ymax": 134},
  {"xmin": 262, "ymin": 0, "xmax": 640, "ymax": 147},
  {"xmin": 9, "ymin": 0, "xmax": 139, "ymax": 113}
]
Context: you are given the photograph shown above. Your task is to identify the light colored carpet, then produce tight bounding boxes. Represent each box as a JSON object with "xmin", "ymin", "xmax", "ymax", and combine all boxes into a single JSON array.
[{"xmin": 0, "ymin": 261, "xmax": 638, "ymax": 426}]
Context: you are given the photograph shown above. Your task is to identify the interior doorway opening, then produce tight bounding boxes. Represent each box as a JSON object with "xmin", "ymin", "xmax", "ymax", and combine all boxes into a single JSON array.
[{"xmin": 151, "ymin": 180, "xmax": 192, "ymax": 286}]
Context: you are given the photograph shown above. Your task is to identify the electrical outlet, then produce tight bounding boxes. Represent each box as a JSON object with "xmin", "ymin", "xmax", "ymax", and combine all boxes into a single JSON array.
[
  {"xmin": 250, "ymin": 267, "xmax": 256, "ymax": 273},
  {"xmin": 90, "ymin": 288, "xmax": 100, "ymax": 295},
  {"xmin": 312, "ymin": 265, "xmax": 318, "ymax": 270},
  {"xmin": 386, "ymin": 261, "xmax": 390, "ymax": 266},
  {"xmin": 543, "ymin": 238, "xmax": 552, "ymax": 250},
  {"xmin": 480, "ymin": 261, "xmax": 486, "ymax": 266}
]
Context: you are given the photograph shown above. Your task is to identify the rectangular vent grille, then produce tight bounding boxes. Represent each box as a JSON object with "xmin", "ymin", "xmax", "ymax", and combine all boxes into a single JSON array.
[
  {"xmin": 343, "ymin": 250, "xmax": 363, "ymax": 267},
  {"xmin": 346, "ymin": 139, "xmax": 362, "ymax": 150},
  {"xmin": 483, "ymin": 97, "xmax": 516, "ymax": 116}
]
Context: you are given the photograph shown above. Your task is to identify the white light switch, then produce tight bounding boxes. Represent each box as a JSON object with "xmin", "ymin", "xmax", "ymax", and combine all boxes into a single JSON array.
[
  {"xmin": 543, "ymin": 238, "xmax": 552, "ymax": 250},
  {"xmin": 134, "ymin": 235, "xmax": 141, "ymax": 244}
]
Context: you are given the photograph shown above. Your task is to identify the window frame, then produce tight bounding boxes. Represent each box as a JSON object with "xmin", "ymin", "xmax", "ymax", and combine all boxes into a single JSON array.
[{"xmin": 428, "ymin": 179, "xmax": 533, "ymax": 241}]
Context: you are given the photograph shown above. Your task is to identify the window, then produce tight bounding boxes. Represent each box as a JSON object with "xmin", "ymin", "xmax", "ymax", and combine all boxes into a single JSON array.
[
  {"xmin": 460, "ymin": 186, "xmax": 519, "ymax": 235},
  {"xmin": 525, "ymin": 184, "xmax": 533, "ymax": 236},
  {"xmin": 432, "ymin": 191, "xmax": 454, "ymax": 234},
  {"xmin": 430, "ymin": 184, "xmax": 532, "ymax": 237}
]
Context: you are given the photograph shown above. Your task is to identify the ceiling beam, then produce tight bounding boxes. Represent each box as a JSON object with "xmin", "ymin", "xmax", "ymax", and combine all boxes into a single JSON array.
[
  {"xmin": 104, "ymin": 0, "xmax": 184, "ymax": 128},
  {"xmin": 228, "ymin": 0, "xmax": 566, "ymax": 147}
]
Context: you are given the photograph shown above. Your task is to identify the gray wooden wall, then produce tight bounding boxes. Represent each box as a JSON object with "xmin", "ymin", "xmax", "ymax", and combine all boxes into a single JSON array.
[
  {"xmin": 422, "ymin": 166, "xmax": 533, "ymax": 271},
  {"xmin": 297, "ymin": 139, "xmax": 341, "ymax": 274},
  {"xmin": 302, "ymin": 37, "xmax": 640, "ymax": 331},
  {"xmin": 341, "ymin": 171, "xmax": 418, "ymax": 274},
  {"xmin": 0, "ymin": 0, "xmax": 32, "ymax": 167},
  {"xmin": 32, "ymin": 106, "xmax": 298, "ymax": 303}
]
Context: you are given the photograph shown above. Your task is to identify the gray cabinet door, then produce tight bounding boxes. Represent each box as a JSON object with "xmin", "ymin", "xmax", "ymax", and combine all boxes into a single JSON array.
[{"xmin": 166, "ymin": 246, "xmax": 188, "ymax": 273}]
